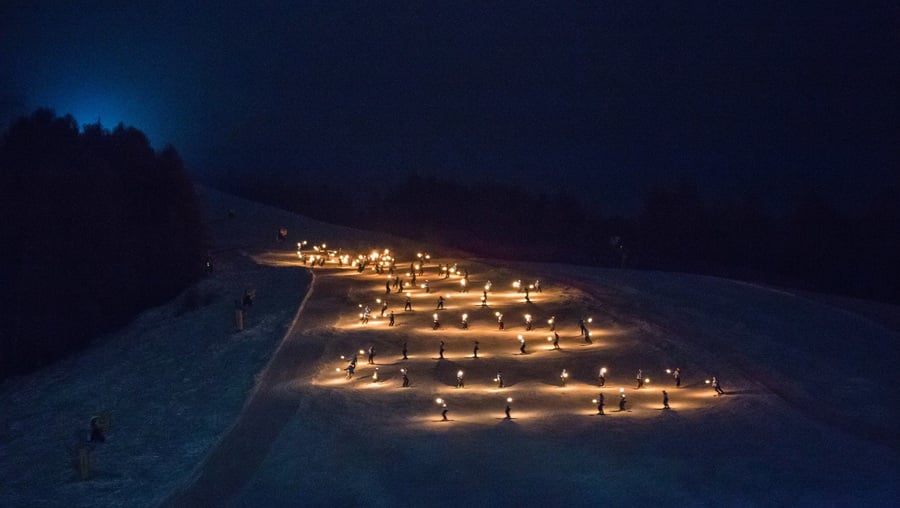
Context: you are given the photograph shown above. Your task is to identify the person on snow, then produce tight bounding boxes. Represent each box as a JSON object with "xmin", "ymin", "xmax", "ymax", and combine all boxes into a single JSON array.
[
  {"xmin": 560, "ymin": 368, "xmax": 569, "ymax": 387},
  {"xmin": 437, "ymin": 296, "xmax": 444, "ymax": 310},
  {"xmin": 439, "ymin": 340, "xmax": 445, "ymax": 359},
  {"xmin": 552, "ymin": 332, "xmax": 560, "ymax": 350},
  {"xmin": 389, "ymin": 311, "xmax": 395, "ymax": 326},
  {"xmin": 673, "ymin": 367, "xmax": 681, "ymax": 388},
  {"xmin": 367, "ymin": 346, "xmax": 376, "ymax": 364},
  {"xmin": 619, "ymin": 393, "xmax": 627, "ymax": 411},
  {"xmin": 90, "ymin": 416, "xmax": 106, "ymax": 443},
  {"xmin": 598, "ymin": 367, "xmax": 607, "ymax": 387},
  {"xmin": 519, "ymin": 336, "xmax": 526, "ymax": 354},
  {"xmin": 473, "ymin": 341, "xmax": 480, "ymax": 359},
  {"xmin": 401, "ymin": 341, "xmax": 408, "ymax": 360},
  {"xmin": 497, "ymin": 313, "xmax": 504, "ymax": 330},
  {"xmin": 495, "ymin": 371, "xmax": 504, "ymax": 388},
  {"xmin": 456, "ymin": 370, "xmax": 465, "ymax": 388},
  {"xmin": 381, "ymin": 300, "xmax": 388, "ymax": 317},
  {"xmin": 597, "ymin": 393, "xmax": 605, "ymax": 415},
  {"xmin": 441, "ymin": 403, "xmax": 449, "ymax": 421},
  {"xmin": 404, "ymin": 296, "xmax": 412, "ymax": 311},
  {"xmin": 712, "ymin": 376, "xmax": 724, "ymax": 395},
  {"xmin": 402, "ymin": 369, "xmax": 410, "ymax": 387},
  {"xmin": 662, "ymin": 390, "xmax": 670, "ymax": 409},
  {"xmin": 636, "ymin": 369, "xmax": 643, "ymax": 389}
]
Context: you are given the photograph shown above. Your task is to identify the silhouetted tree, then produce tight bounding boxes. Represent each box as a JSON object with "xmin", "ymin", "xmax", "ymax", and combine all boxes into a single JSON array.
[{"xmin": 0, "ymin": 109, "xmax": 206, "ymax": 380}]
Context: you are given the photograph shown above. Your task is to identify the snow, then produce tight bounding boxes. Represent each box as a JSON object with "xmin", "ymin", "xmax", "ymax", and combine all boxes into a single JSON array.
[{"xmin": 1, "ymin": 186, "xmax": 897, "ymax": 507}]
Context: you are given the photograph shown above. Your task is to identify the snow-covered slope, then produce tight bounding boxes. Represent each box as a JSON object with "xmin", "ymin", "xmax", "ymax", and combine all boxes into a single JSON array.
[{"xmin": 1, "ymin": 186, "xmax": 896, "ymax": 508}]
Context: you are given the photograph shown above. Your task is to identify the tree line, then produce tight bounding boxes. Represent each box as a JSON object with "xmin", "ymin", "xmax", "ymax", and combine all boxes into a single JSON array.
[
  {"xmin": 206, "ymin": 171, "xmax": 899, "ymax": 304},
  {"xmin": 0, "ymin": 109, "xmax": 207, "ymax": 380}
]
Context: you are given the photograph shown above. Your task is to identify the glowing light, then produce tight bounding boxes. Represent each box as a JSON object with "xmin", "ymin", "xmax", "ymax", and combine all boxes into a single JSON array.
[
  {"xmin": 462, "ymin": 314, "xmax": 468, "ymax": 320},
  {"xmin": 547, "ymin": 336, "xmax": 553, "ymax": 342},
  {"xmin": 517, "ymin": 334, "xmax": 524, "ymax": 342},
  {"xmin": 592, "ymin": 399, "xmax": 598, "ymax": 404},
  {"xmin": 495, "ymin": 312, "xmax": 501, "ymax": 317},
  {"xmin": 619, "ymin": 388, "xmax": 625, "ymax": 393},
  {"xmin": 433, "ymin": 313, "xmax": 439, "ymax": 320},
  {"xmin": 335, "ymin": 368, "xmax": 341, "ymax": 372},
  {"xmin": 359, "ymin": 350, "xmax": 365, "ymax": 355},
  {"xmin": 645, "ymin": 378, "xmax": 650, "ymax": 383},
  {"xmin": 600, "ymin": 367, "xmax": 607, "ymax": 375},
  {"xmin": 376, "ymin": 298, "xmax": 382, "ymax": 304},
  {"xmin": 705, "ymin": 379, "xmax": 711, "ymax": 384},
  {"xmin": 506, "ymin": 397, "xmax": 513, "ymax": 403},
  {"xmin": 457, "ymin": 370, "xmax": 463, "ymax": 377},
  {"xmin": 435, "ymin": 398, "xmax": 444, "ymax": 404},
  {"xmin": 666, "ymin": 369, "xmax": 672, "ymax": 374},
  {"xmin": 587, "ymin": 317, "xmax": 593, "ymax": 323}
]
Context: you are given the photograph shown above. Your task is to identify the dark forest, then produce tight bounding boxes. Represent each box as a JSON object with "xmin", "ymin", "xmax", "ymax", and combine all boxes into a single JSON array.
[
  {"xmin": 0, "ymin": 109, "xmax": 206, "ymax": 380},
  {"xmin": 206, "ymin": 170, "xmax": 900, "ymax": 305}
]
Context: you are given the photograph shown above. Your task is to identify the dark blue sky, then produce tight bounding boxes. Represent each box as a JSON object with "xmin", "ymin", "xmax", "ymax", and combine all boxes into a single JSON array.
[{"xmin": 2, "ymin": 1, "xmax": 897, "ymax": 214}]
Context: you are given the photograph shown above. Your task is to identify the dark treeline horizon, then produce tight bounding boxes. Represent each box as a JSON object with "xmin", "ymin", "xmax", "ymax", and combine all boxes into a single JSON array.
[
  {"xmin": 0, "ymin": 109, "xmax": 207, "ymax": 380},
  {"xmin": 201, "ymin": 170, "xmax": 900, "ymax": 305}
]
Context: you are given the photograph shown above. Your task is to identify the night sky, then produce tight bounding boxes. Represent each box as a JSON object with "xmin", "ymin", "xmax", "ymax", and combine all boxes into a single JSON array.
[{"xmin": 2, "ymin": 1, "xmax": 897, "ymax": 215}]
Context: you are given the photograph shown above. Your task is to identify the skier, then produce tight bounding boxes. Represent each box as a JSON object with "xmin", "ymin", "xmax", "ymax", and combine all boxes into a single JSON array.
[
  {"xmin": 437, "ymin": 296, "xmax": 444, "ymax": 310},
  {"xmin": 579, "ymin": 318, "xmax": 588, "ymax": 337},
  {"xmin": 473, "ymin": 340, "xmax": 480, "ymax": 359},
  {"xmin": 552, "ymin": 332, "xmax": 560, "ymax": 350},
  {"xmin": 385, "ymin": 280, "xmax": 391, "ymax": 294},
  {"xmin": 345, "ymin": 363, "xmax": 355, "ymax": 379},
  {"xmin": 505, "ymin": 402, "xmax": 511, "ymax": 419},
  {"xmin": 548, "ymin": 315, "xmax": 556, "ymax": 331},
  {"xmin": 401, "ymin": 341, "xmax": 408, "ymax": 360},
  {"xmin": 461, "ymin": 314, "xmax": 468, "ymax": 329},
  {"xmin": 619, "ymin": 393, "xmax": 627, "ymax": 411},
  {"xmin": 497, "ymin": 313, "xmax": 504, "ymax": 330},
  {"xmin": 636, "ymin": 369, "xmax": 643, "ymax": 389},
  {"xmin": 404, "ymin": 296, "xmax": 412, "ymax": 311},
  {"xmin": 495, "ymin": 371, "xmax": 504, "ymax": 388},
  {"xmin": 372, "ymin": 368, "xmax": 380, "ymax": 383},
  {"xmin": 368, "ymin": 346, "xmax": 376, "ymax": 364},
  {"xmin": 673, "ymin": 367, "xmax": 681, "ymax": 388},
  {"xmin": 456, "ymin": 370, "xmax": 465, "ymax": 388},
  {"xmin": 381, "ymin": 300, "xmax": 388, "ymax": 317},
  {"xmin": 662, "ymin": 390, "xmax": 670, "ymax": 409},
  {"xmin": 524, "ymin": 286, "xmax": 530, "ymax": 303},
  {"xmin": 534, "ymin": 279, "xmax": 542, "ymax": 293},
  {"xmin": 519, "ymin": 335, "xmax": 526, "ymax": 354},
  {"xmin": 389, "ymin": 311, "xmax": 395, "ymax": 326},
  {"xmin": 402, "ymin": 369, "xmax": 410, "ymax": 387},
  {"xmin": 90, "ymin": 416, "xmax": 106, "ymax": 443},
  {"xmin": 441, "ymin": 403, "xmax": 448, "ymax": 421},
  {"xmin": 423, "ymin": 280, "xmax": 430, "ymax": 293},
  {"xmin": 525, "ymin": 314, "xmax": 533, "ymax": 331},
  {"xmin": 597, "ymin": 393, "xmax": 605, "ymax": 415},
  {"xmin": 598, "ymin": 367, "xmax": 607, "ymax": 387},
  {"xmin": 560, "ymin": 368, "xmax": 569, "ymax": 387},
  {"xmin": 432, "ymin": 314, "xmax": 441, "ymax": 330},
  {"xmin": 439, "ymin": 340, "xmax": 445, "ymax": 359},
  {"xmin": 712, "ymin": 376, "xmax": 724, "ymax": 395}
]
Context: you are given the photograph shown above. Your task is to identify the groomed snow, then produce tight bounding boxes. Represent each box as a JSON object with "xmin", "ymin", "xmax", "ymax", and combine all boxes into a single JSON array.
[{"xmin": 1, "ymin": 187, "xmax": 897, "ymax": 507}]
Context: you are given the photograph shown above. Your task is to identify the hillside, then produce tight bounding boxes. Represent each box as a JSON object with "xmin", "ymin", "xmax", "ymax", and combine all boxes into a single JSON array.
[{"xmin": 1, "ymin": 187, "xmax": 897, "ymax": 507}]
